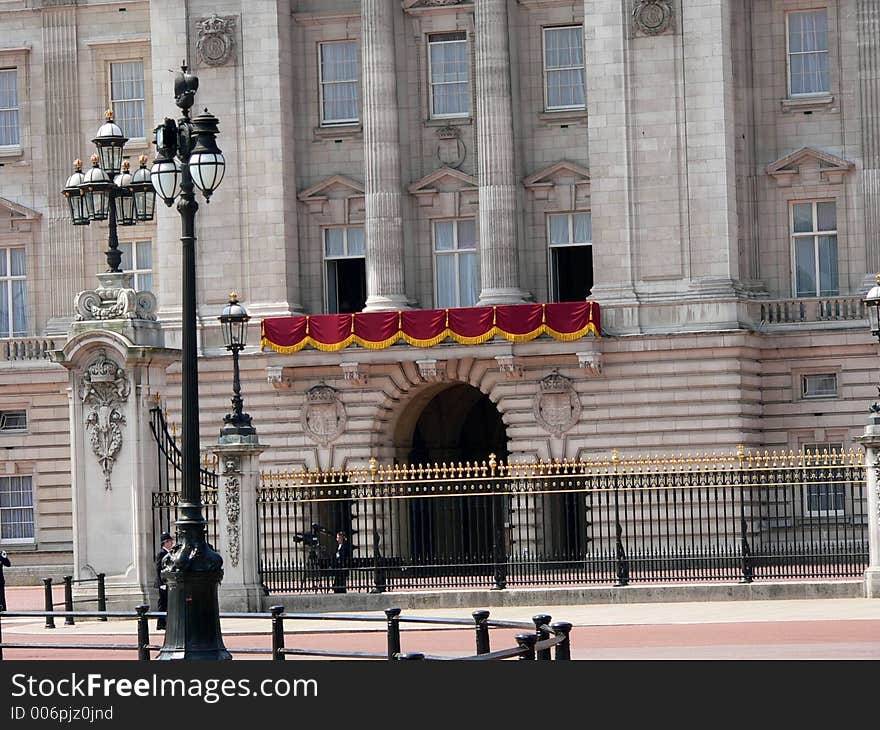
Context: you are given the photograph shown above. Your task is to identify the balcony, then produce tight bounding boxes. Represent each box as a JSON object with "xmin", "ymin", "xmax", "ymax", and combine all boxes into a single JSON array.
[
  {"xmin": 0, "ymin": 337, "xmax": 57, "ymax": 362},
  {"xmin": 750, "ymin": 296, "xmax": 867, "ymax": 329}
]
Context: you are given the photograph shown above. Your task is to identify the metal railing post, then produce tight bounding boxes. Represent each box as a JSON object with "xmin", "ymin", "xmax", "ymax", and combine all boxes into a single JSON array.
[
  {"xmin": 515, "ymin": 633, "xmax": 537, "ymax": 660},
  {"xmin": 472, "ymin": 609, "xmax": 490, "ymax": 655},
  {"xmin": 63, "ymin": 576, "xmax": 75, "ymax": 625},
  {"xmin": 270, "ymin": 605, "xmax": 286, "ymax": 661},
  {"xmin": 97, "ymin": 573, "xmax": 107, "ymax": 620},
  {"xmin": 43, "ymin": 578, "xmax": 55, "ymax": 629},
  {"xmin": 135, "ymin": 605, "xmax": 150, "ymax": 660},
  {"xmin": 532, "ymin": 613, "xmax": 551, "ymax": 660},
  {"xmin": 550, "ymin": 621, "xmax": 572, "ymax": 660},
  {"xmin": 385, "ymin": 607, "xmax": 402, "ymax": 660}
]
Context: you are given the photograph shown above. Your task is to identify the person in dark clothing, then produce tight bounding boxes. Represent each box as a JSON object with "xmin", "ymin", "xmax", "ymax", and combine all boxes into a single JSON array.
[
  {"xmin": 332, "ymin": 531, "xmax": 351, "ymax": 594},
  {"xmin": 154, "ymin": 532, "xmax": 173, "ymax": 630},
  {"xmin": 0, "ymin": 550, "xmax": 11, "ymax": 611}
]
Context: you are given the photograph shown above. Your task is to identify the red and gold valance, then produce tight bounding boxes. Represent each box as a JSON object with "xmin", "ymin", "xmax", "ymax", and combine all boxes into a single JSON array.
[{"xmin": 260, "ymin": 301, "xmax": 600, "ymax": 354}]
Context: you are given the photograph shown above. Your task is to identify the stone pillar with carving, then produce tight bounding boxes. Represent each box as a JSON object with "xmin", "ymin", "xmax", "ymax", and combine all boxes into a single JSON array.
[
  {"xmin": 54, "ymin": 325, "xmax": 179, "ymax": 610},
  {"xmin": 855, "ymin": 413, "xmax": 880, "ymax": 598},
  {"xmin": 213, "ymin": 440, "xmax": 265, "ymax": 611},
  {"xmin": 474, "ymin": 0, "xmax": 528, "ymax": 306},
  {"xmin": 361, "ymin": 0, "xmax": 409, "ymax": 312}
]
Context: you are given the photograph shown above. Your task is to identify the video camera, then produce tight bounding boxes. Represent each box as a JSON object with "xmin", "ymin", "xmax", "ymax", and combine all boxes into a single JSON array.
[{"xmin": 292, "ymin": 522, "xmax": 332, "ymax": 547}]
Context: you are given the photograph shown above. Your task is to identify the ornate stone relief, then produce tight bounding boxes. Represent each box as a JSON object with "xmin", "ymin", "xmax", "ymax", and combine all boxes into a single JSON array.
[
  {"xmin": 74, "ymin": 272, "xmax": 157, "ymax": 322},
  {"xmin": 632, "ymin": 1, "xmax": 674, "ymax": 36},
  {"xmin": 196, "ymin": 14, "xmax": 237, "ymax": 67},
  {"xmin": 340, "ymin": 361, "xmax": 368, "ymax": 385},
  {"xmin": 436, "ymin": 126, "xmax": 466, "ymax": 169},
  {"xmin": 222, "ymin": 456, "xmax": 241, "ymax": 568},
  {"xmin": 495, "ymin": 355, "xmax": 523, "ymax": 380},
  {"xmin": 80, "ymin": 350, "xmax": 130, "ymax": 490},
  {"xmin": 301, "ymin": 384, "xmax": 346, "ymax": 445},
  {"xmin": 533, "ymin": 372, "xmax": 581, "ymax": 438}
]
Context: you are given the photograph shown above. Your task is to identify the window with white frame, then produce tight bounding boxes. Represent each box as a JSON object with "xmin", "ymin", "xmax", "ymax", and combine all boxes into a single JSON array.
[
  {"xmin": 802, "ymin": 442, "xmax": 844, "ymax": 517},
  {"xmin": 791, "ymin": 200, "xmax": 837, "ymax": 298},
  {"xmin": 428, "ymin": 32, "xmax": 470, "ymax": 118},
  {"xmin": 787, "ymin": 9, "xmax": 829, "ymax": 96},
  {"xmin": 548, "ymin": 212, "xmax": 592, "ymax": 302},
  {"xmin": 543, "ymin": 26, "xmax": 585, "ymax": 111},
  {"xmin": 0, "ymin": 247, "xmax": 26, "ymax": 338},
  {"xmin": 434, "ymin": 219, "xmax": 477, "ymax": 308},
  {"xmin": 0, "ymin": 410, "xmax": 26, "ymax": 432},
  {"xmin": 801, "ymin": 372, "xmax": 837, "ymax": 399},
  {"xmin": 0, "ymin": 475, "xmax": 34, "ymax": 542},
  {"xmin": 324, "ymin": 226, "xmax": 366, "ymax": 314},
  {"xmin": 0, "ymin": 68, "xmax": 19, "ymax": 147},
  {"xmin": 110, "ymin": 61, "xmax": 145, "ymax": 140},
  {"xmin": 118, "ymin": 240, "xmax": 153, "ymax": 292},
  {"xmin": 319, "ymin": 41, "xmax": 359, "ymax": 126}
]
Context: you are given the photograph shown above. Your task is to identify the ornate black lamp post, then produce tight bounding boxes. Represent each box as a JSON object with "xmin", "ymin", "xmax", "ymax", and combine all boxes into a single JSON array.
[
  {"xmin": 219, "ymin": 293, "xmax": 256, "ymax": 441},
  {"xmin": 61, "ymin": 112, "xmax": 156, "ymax": 268},
  {"xmin": 151, "ymin": 64, "xmax": 230, "ymax": 660}
]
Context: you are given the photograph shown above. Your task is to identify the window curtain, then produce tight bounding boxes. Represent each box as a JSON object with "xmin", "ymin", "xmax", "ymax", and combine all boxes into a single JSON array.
[
  {"xmin": 0, "ymin": 69, "xmax": 19, "ymax": 146},
  {"xmin": 545, "ymin": 28, "xmax": 585, "ymax": 108},
  {"xmin": 430, "ymin": 41, "xmax": 468, "ymax": 116},
  {"xmin": 322, "ymin": 43, "xmax": 359, "ymax": 122},
  {"xmin": 789, "ymin": 11, "xmax": 829, "ymax": 94},
  {"xmin": 0, "ymin": 475, "xmax": 34, "ymax": 540},
  {"xmin": 111, "ymin": 61, "xmax": 145, "ymax": 138}
]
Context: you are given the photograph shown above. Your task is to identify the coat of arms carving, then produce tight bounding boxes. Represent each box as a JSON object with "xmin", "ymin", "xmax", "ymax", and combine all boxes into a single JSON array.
[
  {"xmin": 632, "ymin": 1, "xmax": 674, "ymax": 36},
  {"xmin": 196, "ymin": 14, "xmax": 237, "ymax": 67},
  {"xmin": 533, "ymin": 372, "xmax": 581, "ymax": 438},
  {"xmin": 301, "ymin": 384, "xmax": 346, "ymax": 445}
]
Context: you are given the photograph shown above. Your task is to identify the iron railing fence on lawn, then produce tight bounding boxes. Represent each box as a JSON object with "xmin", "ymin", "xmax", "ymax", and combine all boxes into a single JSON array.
[
  {"xmin": 149, "ymin": 406, "xmax": 219, "ymax": 546},
  {"xmin": 256, "ymin": 448, "xmax": 868, "ymax": 594}
]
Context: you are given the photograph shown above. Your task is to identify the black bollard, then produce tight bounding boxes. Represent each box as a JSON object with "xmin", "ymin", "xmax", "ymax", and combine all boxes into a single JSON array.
[
  {"xmin": 97, "ymin": 573, "xmax": 107, "ymax": 620},
  {"xmin": 135, "ymin": 605, "xmax": 150, "ymax": 661},
  {"xmin": 397, "ymin": 652, "xmax": 424, "ymax": 661},
  {"xmin": 515, "ymin": 633, "xmax": 537, "ymax": 660},
  {"xmin": 532, "ymin": 614, "xmax": 552, "ymax": 660},
  {"xmin": 385, "ymin": 607, "xmax": 402, "ymax": 660},
  {"xmin": 270, "ymin": 605, "xmax": 286, "ymax": 661},
  {"xmin": 472, "ymin": 609, "xmax": 491, "ymax": 655},
  {"xmin": 550, "ymin": 622, "xmax": 572, "ymax": 660},
  {"xmin": 43, "ymin": 578, "xmax": 55, "ymax": 629},
  {"xmin": 63, "ymin": 576, "xmax": 75, "ymax": 626}
]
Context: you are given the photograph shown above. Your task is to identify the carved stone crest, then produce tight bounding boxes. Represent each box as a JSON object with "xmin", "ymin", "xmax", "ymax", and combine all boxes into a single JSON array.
[
  {"xmin": 79, "ymin": 350, "xmax": 130, "ymax": 490},
  {"xmin": 633, "ymin": 1, "xmax": 674, "ymax": 36},
  {"xmin": 301, "ymin": 384, "xmax": 346, "ymax": 445},
  {"xmin": 196, "ymin": 14, "xmax": 237, "ymax": 67},
  {"xmin": 74, "ymin": 272, "xmax": 157, "ymax": 322},
  {"xmin": 436, "ymin": 126, "xmax": 466, "ymax": 169},
  {"xmin": 533, "ymin": 372, "xmax": 581, "ymax": 437},
  {"xmin": 224, "ymin": 475, "xmax": 241, "ymax": 568}
]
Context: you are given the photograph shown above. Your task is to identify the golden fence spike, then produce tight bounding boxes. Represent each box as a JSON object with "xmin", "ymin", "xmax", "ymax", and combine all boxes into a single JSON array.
[{"xmin": 489, "ymin": 453, "xmax": 496, "ymax": 475}]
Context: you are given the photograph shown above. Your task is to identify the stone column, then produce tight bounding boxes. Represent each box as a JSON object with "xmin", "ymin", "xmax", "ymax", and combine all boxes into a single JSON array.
[
  {"xmin": 474, "ymin": 0, "xmax": 528, "ymax": 306},
  {"xmin": 855, "ymin": 415, "xmax": 880, "ymax": 598},
  {"xmin": 213, "ymin": 441, "xmax": 265, "ymax": 612},
  {"xmin": 362, "ymin": 0, "xmax": 409, "ymax": 312},
  {"xmin": 54, "ymin": 318, "xmax": 178, "ymax": 610}
]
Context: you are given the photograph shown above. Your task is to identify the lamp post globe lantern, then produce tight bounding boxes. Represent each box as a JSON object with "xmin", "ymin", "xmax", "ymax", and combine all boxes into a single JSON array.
[
  {"xmin": 113, "ymin": 160, "xmax": 137, "ymax": 227},
  {"xmin": 866, "ymin": 274, "xmax": 880, "ymax": 344},
  {"xmin": 153, "ymin": 63, "xmax": 231, "ymax": 660},
  {"xmin": 188, "ymin": 109, "xmax": 225, "ymax": 201},
  {"xmin": 219, "ymin": 292, "xmax": 255, "ymax": 441},
  {"xmin": 92, "ymin": 110, "xmax": 128, "ymax": 177},
  {"xmin": 80, "ymin": 154, "xmax": 112, "ymax": 223},
  {"xmin": 62, "ymin": 159, "xmax": 90, "ymax": 226},
  {"xmin": 130, "ymin": 155, "xmax": 157, "ymax": 222}
]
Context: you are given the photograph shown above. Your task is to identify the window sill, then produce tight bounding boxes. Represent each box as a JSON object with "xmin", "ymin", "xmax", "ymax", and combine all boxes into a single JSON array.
[
  {"xmin": 539, "ymin": 109, "xmax": 587, "ymax": 125},
  {"xmin": 781, "ymin": 95, "xmax": 834, "ymax": 113},
  {"xmin": 0, "ymin": 145, "xmax": 23, "ymax": 160},
  {"xmin": 313, "ymin": 124, "xmax": 362, "ymax": 141},
  {"xmin": 424, "ymin": 117, "xmax": 472, "ymax": 127}
]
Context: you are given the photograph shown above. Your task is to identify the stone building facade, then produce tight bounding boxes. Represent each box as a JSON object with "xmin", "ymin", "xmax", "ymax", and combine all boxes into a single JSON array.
[{"xmin": 0, "ymin": 0, "xmax": 879, "ymax": 582}]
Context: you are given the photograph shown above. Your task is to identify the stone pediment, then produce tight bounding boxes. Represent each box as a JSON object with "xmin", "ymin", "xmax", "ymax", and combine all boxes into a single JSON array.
[
  {"xmin": 408, "ymin": 167, "xmax": 478, "ymax": 196},
  {"xmin": 403, "ymin": 0, "xmax": 472, "ymax": 13},
  {"xmin": 0, "ymin": 196, "xmax": 41, "ymax": 233},
  {"xmin": 765, "ymin": 147, "xmax": 854, "ymax": 187},
  {"xmin": 298, "ymin": 175, "xmax": 364, "ymax": 202},
  {"xmin": 523, "ymin": 161, "xmax": 590, "ymax": 206}
]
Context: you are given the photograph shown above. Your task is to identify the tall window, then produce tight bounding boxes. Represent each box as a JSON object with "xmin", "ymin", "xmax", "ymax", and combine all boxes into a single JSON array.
[
  {"xmin": 434, "ymin": 219, "xmax": 477, "ymax": 308},
  {"xmin": 118, "ymin": 240, "xmax": 153, "ymax": 291},
  {"xmin": 0, "ymin": 247, "xmax": 26, "ymax": 338},
  {"xmin": 428, "ymin": 32, "xmax": 469, "ymax": 118},
  {"xmin": 543, "ymin": 26, "xmax": 585, "ymax": 111},
  {"xmin": 110, "ymin": 61, "xmax": 145, "ymax": 139},
  {"xmin": 324, "ymin": 226, "xmax": 366, "ymax": 314},
  {"xmin": 548, "ymin": 213, "xmax": 592, "ymax": 302},
  {"xmin": 803, "ymin": 442, "xmax": 844, "ymax": 517},
  {"xmin": 787, "ymin": 10, "xmax": 829, "ymax": 96},
  {"xmin": 0, "ymin": 475, "xmax": 34, "ymax": 542},
  {"xmin": 0, "ymin": 68, "xmax": 19, "ymax": 147},
  {"xmin": 319, "ymin": 41, "xmax": 359, "ymax": 125},
  {"xmin": 791, "ymin": 200, "xmax": 837, "ymax": 298}
]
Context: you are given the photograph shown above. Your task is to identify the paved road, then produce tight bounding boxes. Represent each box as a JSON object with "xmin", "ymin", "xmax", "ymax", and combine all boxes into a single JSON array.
[{"xmin": 2, "ymin": 586, "xmax": 880, "ymax": 660}]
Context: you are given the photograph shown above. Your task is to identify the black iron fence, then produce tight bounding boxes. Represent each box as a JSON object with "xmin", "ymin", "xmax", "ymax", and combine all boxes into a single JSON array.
[
  {"xmin": 149, "ymin": 406, "xmax": 219, "ymax": 545},
  {"xmin": 256, "ymin": 448, "xmax": 868, "ymax": 593},
  {"xmin": 0, "ymin": 606, "xmax": 571, "ymax": 661}
]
